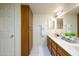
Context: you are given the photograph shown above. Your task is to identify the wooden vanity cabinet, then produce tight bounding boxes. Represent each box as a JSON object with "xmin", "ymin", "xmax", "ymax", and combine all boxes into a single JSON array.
[
  {"xmin": 51, "ymin": 39, "xmax": 57, "ymax": 56},
  {"xmin": 47, "ymin": 36, "xmax": 57, "ymax": 56},
  {"xmin": 47, "ymin": 36, "xmax": 71, "ymax": 56},
  {"xmin": 56, "ymin": 44, "xmax": 71, "ymax": 56},
  {"xmin": 47, "ymin": 36, "xmax": 52, "ymax": 54}
]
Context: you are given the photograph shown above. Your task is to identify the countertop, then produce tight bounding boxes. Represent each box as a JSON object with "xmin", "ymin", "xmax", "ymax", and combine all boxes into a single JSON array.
[{"xmin": 48, "ymin": 31, "xmax": 79, "ymax": 56}]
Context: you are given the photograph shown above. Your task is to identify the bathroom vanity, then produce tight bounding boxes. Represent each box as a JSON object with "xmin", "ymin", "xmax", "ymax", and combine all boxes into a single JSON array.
[
  {"xmin": 47, "ymin": 36, "xmax": 71, "ymax": 56},
  {"xmin": 47, "ymin": 32, "xmax": 79, "ymax": 56}
]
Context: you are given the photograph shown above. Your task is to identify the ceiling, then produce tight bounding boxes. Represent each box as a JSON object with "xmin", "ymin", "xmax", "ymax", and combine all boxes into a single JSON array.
[
  {"xmin": 67, "ymin": 5, "xmax": 79, "ymax": 14},
  {"xmin": 27, "ymin": 3, "xmax": 78, "ymax": 15}
]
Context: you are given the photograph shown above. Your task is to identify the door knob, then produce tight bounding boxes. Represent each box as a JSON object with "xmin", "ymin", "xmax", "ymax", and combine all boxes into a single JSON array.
[{"xmin": 10, "ymin": 34, "xmax": 14, "ymax": 38}]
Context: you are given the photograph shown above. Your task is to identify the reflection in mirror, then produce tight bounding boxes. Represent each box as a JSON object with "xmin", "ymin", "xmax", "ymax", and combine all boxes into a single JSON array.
[{"xmin": 57, "ymin": 18, "xmax": 63, "ymax": 29}]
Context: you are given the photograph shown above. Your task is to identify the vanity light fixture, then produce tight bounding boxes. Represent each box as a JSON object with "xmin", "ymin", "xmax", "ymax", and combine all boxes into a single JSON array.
[{"xmin": 56, "ymin": 10, "xmax": 63, "ymax": 18}]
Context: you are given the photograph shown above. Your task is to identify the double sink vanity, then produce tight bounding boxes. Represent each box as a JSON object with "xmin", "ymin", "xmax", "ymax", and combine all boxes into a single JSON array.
[
  {"xmin": 47, "ymin": 9, "xmax": 79, "ymax": 56},
  {"xmin": 47, "ymin": 32, "xmax": 79, "ymax": 56}
]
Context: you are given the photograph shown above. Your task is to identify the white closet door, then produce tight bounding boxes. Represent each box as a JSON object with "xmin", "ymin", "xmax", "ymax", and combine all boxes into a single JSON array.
[{"xmin": 0, "ymin": 4, "xmax": 15, "ymax": 56}]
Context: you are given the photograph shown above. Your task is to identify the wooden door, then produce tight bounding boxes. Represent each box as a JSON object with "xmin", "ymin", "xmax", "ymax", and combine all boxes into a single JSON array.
[
  {"xmin": 28, "ymin": 7, "xmax": 33, "ymax": 54},
  {"xmin": 21, "ymin": 5, "xmax": 29, "ymax": 56},
  {"xmin": 77, "ymin": 14, "xmax": 79, "ymax": 37}
]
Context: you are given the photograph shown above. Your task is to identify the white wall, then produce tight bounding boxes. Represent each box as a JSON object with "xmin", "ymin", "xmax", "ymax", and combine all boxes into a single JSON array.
[
  {"xmin": 14, "ymin": 4, "xmax": 21, "ymax": 56},
  {"xmin": 33, "ymin": 14, "xmax": 55, "ymax": 47}
]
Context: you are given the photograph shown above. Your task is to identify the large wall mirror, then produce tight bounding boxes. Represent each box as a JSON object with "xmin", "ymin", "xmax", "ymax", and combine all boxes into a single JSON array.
[{"xmin": 57, "ymin": 18, "xmax": 63, "ymax": 29}]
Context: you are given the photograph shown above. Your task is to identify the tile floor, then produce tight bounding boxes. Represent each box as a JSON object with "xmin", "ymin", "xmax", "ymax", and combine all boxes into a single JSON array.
[{"xmin": 30, "ymin": 46, "xmax": 52, "ymax": 56}]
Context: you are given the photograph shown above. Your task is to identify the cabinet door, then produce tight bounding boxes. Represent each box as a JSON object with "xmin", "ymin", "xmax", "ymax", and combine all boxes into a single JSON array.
[
  {"xmin": 47, "ymin": 36, "xmax": 51, "ymax": 53},
  {"xmin": 56, "ymin": 53, "xmax": 61, "ymax": 56},
  {"xmin": 51, "ymin": 47, "xmax": 56, "ymax": 56},
  {"xmin": 51, "ymin": 40, "xmax": 56, "ymax": 50},
  {"xmin": 56, "ymin": 44, "xmax": 71, "ymax": 56},
  {"xmin": 57, "ymin": 47, "xmax": 66, "ymax": 56},
  {"xmin": 51, "ymin": 40, "xmax": 57, "ymax": 56}
]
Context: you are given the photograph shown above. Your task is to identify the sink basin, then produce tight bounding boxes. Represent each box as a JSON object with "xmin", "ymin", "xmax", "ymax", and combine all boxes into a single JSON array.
[
  {"xmin": 61, "ymin": 36, "xmax": 79, "ymax": 43},
  {"xmin": 60, "ymin": 36, "xmax": 79, "ymax": 47}
]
